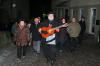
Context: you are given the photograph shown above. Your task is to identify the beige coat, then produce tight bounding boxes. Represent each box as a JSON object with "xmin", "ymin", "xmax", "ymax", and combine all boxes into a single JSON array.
[{"xmin": 67, "ymin": 22, "xmax": 81, "ymax": 37}]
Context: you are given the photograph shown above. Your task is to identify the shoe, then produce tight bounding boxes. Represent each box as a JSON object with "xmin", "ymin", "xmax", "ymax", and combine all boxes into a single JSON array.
[
  {"xmin": 17, "ymin": 58, "xmax": 21, "ymax": 62},
  {"xmin": 59, "ymin": 50, "xmax": 63, "ymax": 53},
  {"xmin": 32, "ymin": 49, "xmax": 36, "ymax": 52},
  {"xmin": 46, "ymin": 58, "xmax": 50, "ymax": 63},
  {"xmin": 70, "ymin": 49, "xmax": 75, "ymax": 52},
  {"xmin": 37, "ymin": 51, "xmax": 40, "ymax": 54},
  {"xmin": 22, "ymin": 56, "xmax": 26, "ymax": 59},
  {"xmin": 51, "ymin": 60, "xmax": 55, "ymax": 66}
]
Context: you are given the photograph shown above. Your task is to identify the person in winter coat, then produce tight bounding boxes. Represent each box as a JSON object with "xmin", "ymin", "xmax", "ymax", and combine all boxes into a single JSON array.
[
  {"xmin": 14, "ymin": 18, "xmax": 30, "ymax": 62},
  {"xmin": 67, "ymin": 17, "xmax": 81, "ymax": 52}
]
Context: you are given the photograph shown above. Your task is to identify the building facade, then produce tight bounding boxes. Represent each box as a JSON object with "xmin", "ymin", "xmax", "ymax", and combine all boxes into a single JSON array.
[{"xmin": 52, "ymin": 0, "xmax": 100, "ymax": 39}]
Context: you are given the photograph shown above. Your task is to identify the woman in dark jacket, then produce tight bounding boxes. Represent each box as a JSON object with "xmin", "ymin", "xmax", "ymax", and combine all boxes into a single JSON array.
[
  {"xmin": 57, "ymin": 18, "xmax": 69, "ymax": 52},
  {"xmin": 79, "ymin": 17, "xmax": 86, "ymax": 44},
  {"xmin": 30, "ymin": 17, "xmax": 41, "ymax": 54},
  {"xmin": 14, "ymin": 18, "xmax": 30, "ymax": 62}
]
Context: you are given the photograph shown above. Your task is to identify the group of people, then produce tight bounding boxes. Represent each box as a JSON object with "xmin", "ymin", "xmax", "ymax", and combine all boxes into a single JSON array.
[{"xmin": 12, "ymin": 12, "xmax": 86, "ymax": 66}]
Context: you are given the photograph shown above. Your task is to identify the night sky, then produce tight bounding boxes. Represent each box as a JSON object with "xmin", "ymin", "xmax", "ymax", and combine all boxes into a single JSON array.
[{"xmin": 29, "ymin": 0, "xmax": 51, "ymax": 18}]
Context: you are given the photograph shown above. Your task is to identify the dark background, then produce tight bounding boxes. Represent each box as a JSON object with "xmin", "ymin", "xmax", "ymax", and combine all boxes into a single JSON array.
[
  {"xmin": 0, "ymin": 0, "xmax": 51, "ymax": 31},
  {"xmin": 29, "ymin": 0, "xmax": 51, "ymax": 18}
]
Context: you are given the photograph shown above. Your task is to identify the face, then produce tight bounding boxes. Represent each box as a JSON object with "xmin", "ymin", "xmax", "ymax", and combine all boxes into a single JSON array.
[
  {"xmin": 19, "ymin": 21, "xmax": 25, "ymax": 27},
  {"xmin": 38, "ymin": 17, "xmax": 40, "ymax": 20},
  {"xmin": 48, "ymin": 14, "xmax": 54, "ymax": 21},
  {"xmin": 72, "ymin": 18, "xmax": 76, "ymax": 22},
  {"xmin": 62, "ymin": 19, "xmax": 66, "ymax": 23},
  {"xmin": 34, "ymin": 18, "xmax": 39, "ymax": 22},
  {"xmin": 81, "ymin": 18, "xmax": 85, "ymax": 21}
]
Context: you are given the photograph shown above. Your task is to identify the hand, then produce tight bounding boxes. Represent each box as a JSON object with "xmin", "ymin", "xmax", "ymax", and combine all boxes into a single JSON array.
[
  {"xmin": 56, "ymin": 29, "xmax": 59, "ymax": 32},
  {"xmin": 28, "ymin": 41, "xmax": 31, "ymax": 46},
  {"xmin": 38, "ymin": 28, "xmax": 41, "ymax": 33},
  {"xmin": 62, "ymin": 23, "xmax": 68, "ymax": 27},
  {"xmin": 62, "ymin": 25, "xmax": 66, "ymax": 27},
  {"xmin": 48, "ymin": 29, "xmax": 53, "ymax": 33}
]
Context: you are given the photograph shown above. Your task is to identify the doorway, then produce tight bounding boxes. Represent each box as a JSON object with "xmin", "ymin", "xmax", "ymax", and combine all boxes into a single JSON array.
[
  {"xmin": 79, "ymin": 8, "xmax": 84, "ymax": 20},
  {"xmin": 89, "ymin": 8, "xmax": 96, "ymax": 34},
  {"xmin": 65, "ymin": 9, "xmax": 69, "ymax": 20}
]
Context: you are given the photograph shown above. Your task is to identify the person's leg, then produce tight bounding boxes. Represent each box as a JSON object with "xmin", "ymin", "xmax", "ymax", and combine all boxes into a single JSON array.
[
  {"xmin": 59, "ymin": 38, "xmax": 66, "ymax": 52},
  {"xmin": 75, "ymin": 37, "xmax": 80, "ymax": 48},
  {"xmin": 79, "ymin": 34, "xmax": 82, "ymax": 44},
  {"xmin": 56, "ymin": 41, "xmax": 61, "ymax": 53},
  {"xmin": 33, "ymin": 41, "xmax": 37, "ymax": 52},
  {"xmin": 51, "ymin": 45, "xmax": 56, "ymax": 59},
  {"xmin": 22, "ymin": 46, "xmax": 27, "ymax": 57},
  {"xmin": 43, "ymin": 45, "xmax": 51, "ymax": 62},
  {"xmin": 72, "ymin": 37, "xmax": 79, "ymax": 51},
  {"xmin": 56, "ymin": 34, "xmax": 60, "ymax": 52},
  {"xmin": 36, "ymin": 41, "xmax": 41, "ymax": 53},
  {"xmin": 50, "ymin": 45, "xmax": 56, "ymax": 65},
  {"xmin": 17, "ymin": 46, "xmax": 22, "ymax": 62},
  {"xmin": 17, "ymin": 46, "xmax": 22, "ymax": 59},
  {"xmin": 70, "ymin": 37, "xmax": 75, "ymax": 52}
]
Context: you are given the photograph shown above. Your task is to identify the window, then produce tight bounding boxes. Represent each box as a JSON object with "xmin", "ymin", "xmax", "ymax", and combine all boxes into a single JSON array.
[{"xmin": 89, "ymin": 8, "xmax": 96, "ymax": 34}]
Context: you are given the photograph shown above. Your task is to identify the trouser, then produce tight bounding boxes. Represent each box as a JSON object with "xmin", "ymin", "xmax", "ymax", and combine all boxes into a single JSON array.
[
  {"xmin": 79, "ymin": 32, "xmax": 85, "ymax": 44},
  {"xmin": 58, "ymin": 38, "xmax": 67, "ymax": 50},
  {"xmin": 43, "ymin": 44, "xmax": 56, "ymax": 61},
  {"xmin": 79, "ymin": 34, "xmax": 83, "ymax": 44},
  {"xmin": 70, "ymin": 37, "xmax": 79, "ymax": 50},
  {"xmin": 17, "ymin": 46, "xmax": 27, "ymax": 59},
  {"xmin": 33, "ymin": 41, "xmax": 41, "ymax": 53}
]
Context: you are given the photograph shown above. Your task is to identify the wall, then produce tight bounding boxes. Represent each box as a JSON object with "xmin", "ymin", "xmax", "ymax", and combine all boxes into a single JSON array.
[
  {"xmin": 52, "ymin": 0, "xmax": 67, "ymax": 8},
  {"xmin": 52, "ymin": 0, "xmax": 100, "ymax": 35},
  {"xmin": 70, "ymin": 0, "xmax": 100, "ymax": 7},
  {"xmin": 69, "ymin": 0, "xmax": 100, "ymax": 34}
]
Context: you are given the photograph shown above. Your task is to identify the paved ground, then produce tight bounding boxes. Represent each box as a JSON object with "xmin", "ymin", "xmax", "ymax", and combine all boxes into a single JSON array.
[{"xmin": 0, "ymin": 35, "xmax": 100, "ymax": 66}]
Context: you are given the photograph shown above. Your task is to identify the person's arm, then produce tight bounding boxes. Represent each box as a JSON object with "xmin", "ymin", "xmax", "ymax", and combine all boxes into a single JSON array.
[
  {"xmin": 38, "ymin": 28, "xmax": 42, "ymax": 33},
  {"xmin": 67, "ymin": 24, "xmax": 71, "ymax": 34},
  {"xmin": 38, "ymin": 22, "xmax": 46, "ymax": 33},
  {"xmin": 54, "ymin": 21, "xmax": 61, "ymax": 32},
  {"xmin": 30, "ymin": 24, "xmax": 32, "ymax": 33},
  {"xmin": 13, "ymin": 28, "xmax": 18, "ymax": 42},
  {"xmin": 38, "ymin": 22, "xmax": 43, "ymax": 33},
  {"xmin": 26, "ymin": 27, "xmax": 30, "ymax": 39}
]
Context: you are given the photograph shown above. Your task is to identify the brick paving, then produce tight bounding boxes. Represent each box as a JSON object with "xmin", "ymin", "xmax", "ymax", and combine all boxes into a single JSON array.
[{"xmin": 0, "ymin": 36, "xmax": 100, "ymax": 66}]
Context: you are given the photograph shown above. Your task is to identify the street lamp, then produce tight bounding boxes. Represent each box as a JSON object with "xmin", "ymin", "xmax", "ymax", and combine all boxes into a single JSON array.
[
  {"xmin": 12, "ymin": 3, "xmax": 16, "ymax": 8},
  {"xmin": 11, "ymin": 0, "xmax": 17, "ymax": 22}
]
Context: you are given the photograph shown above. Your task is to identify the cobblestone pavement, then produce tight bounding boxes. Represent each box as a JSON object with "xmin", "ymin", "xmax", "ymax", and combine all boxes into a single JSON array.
[{"xmin": 0, "ymin": 36, "xmax": 100, "ymax": 66}]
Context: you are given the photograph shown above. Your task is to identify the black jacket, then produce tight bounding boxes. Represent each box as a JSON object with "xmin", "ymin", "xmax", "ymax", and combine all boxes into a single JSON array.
[
  {"xmin": 30, "ymin": 22, "xmax": 41, "ymax": 41},
  {"xmin": 79, "ymin": 21, "xmax": 86, "ymax": 35}
]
